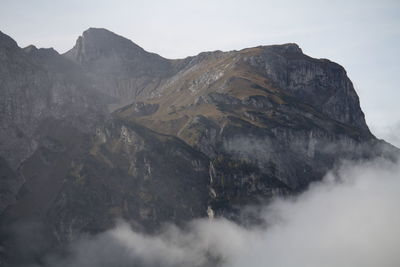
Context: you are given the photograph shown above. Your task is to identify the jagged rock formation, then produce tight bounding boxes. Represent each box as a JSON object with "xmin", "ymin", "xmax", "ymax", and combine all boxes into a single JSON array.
[{"xmin": 0, "ymin": 28, "xmax": 398, "ymax": 266}]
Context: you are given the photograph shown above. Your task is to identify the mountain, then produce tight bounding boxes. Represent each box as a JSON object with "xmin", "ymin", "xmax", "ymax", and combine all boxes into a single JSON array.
[
  {"xmin": 114, "ymin": 42, "xmax": 395, "ymax": 217},
  {"xmin": 0, "ymin": 28, "xmax": 398, "ymax": 266},
  {"xmin": 0, "ymin": 30, "xmax": 111, "ymax": 226},
  {"xmin": 64, "ymin": 28, "xmax": 174, "ymax": 106}
]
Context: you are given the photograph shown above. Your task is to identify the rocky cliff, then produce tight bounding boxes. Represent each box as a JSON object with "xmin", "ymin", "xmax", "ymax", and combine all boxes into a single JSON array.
[
  {"xmin": 0, "ymin": 31, "xmax": 111, "ymax": 224},
  {"xmin": 114, "ymin": 42, "xmax": 397, "ymax": 218},
  {"xmin": 0, "ymin": 28, "xmax": 398, "ymax": 266}
]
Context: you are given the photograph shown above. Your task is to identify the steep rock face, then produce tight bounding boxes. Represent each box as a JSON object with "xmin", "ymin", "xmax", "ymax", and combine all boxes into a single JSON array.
[
  {"xmin": 115, "ymin": 43, "xmax": 394, "ymax": 216},
  {"xmin": 0, "ymin": 31, "xmax": 109, "ymax": 220},
  {"xmin": 0, "ymin": 31, "xmax": 48, "ymax": 170},
  {"xmin": 48, "ymin": 120, "xmax": 209, "ymax": 242},
  {"xmin": 64, "ymin": 28, "xmax": 174, "ymax": 103},
  {"xmin": 0, "ymin": 157, "xmax": 21, "ymax": 215},
  {"xmin": 243, "ymin": 44, "xmax": 368, "ymax": 131},
  {"xmin": 0, "ymin": 118, "xmax": 210, "ymax": 266},
  {"xmin": 0, "ymin": 31, "xmax": 108, "ymax": 170},
  {"xmin": 0, "ymin": 28, "xmax": 399, "ymax": 266}
]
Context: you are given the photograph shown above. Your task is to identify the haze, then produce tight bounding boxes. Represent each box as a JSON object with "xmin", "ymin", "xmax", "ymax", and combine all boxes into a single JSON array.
[{"xmin": 31, "ymin": 158, "xmax": 400, "ymax": 267}]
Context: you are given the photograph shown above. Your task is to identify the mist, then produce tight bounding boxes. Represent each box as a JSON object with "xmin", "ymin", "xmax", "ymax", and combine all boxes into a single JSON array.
[
  {"xmin": 31, "ymin": 158, "xmax": 400, "ymax": 267},
  {"xmin": 372, "ymin": 122, "xmax": 400, "ymax": 148}
]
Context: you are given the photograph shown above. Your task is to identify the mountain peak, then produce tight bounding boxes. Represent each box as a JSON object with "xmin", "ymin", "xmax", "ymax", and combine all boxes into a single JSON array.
[
  {"xmin": 81, "ymin": 27, "xmax": 134, "ymax": 45},
  {"xmin": 62, "ymin": 28, "xmax": 172, "ymax": 100},
  {"xmin": 64, "ymin": 27, "xmax": 146, "ymax": 64},
  {"xmin": 246, "ymin": 43, "xmax": 303, "ymax": 55},
  {"xmin": 278, "ymin": 43, "xmax": 302, "ymax": 53},
  {"xmin": 23, "ymin": 45, "xmax": 59, "ymax": 57},
  {"xmin": 84, "ymin": 27, "xmax": 113, "ymax": 33},
  {"xmin": 0, "ymin": 31, "xmax": 19, "ymax": 50},
  {"xmin": 23, "ymin": 44, "xmax": 38, "ymax": 53}
]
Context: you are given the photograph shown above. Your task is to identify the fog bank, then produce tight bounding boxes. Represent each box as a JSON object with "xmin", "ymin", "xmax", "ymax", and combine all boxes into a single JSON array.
[{"xmin": 33, "ymin": 158, "xmax": 400, "ymax": 267}]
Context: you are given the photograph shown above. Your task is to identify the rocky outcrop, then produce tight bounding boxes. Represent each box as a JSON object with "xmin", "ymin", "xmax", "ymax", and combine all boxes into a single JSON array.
[{"xmin": 243, "ymin": 44, "xmax": 369, "ymax": 131}]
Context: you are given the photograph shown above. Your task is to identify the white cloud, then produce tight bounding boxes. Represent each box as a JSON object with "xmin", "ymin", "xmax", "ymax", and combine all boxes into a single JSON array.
[{"xmin": 34, "ymin": 157, "xmax": 400, "ymax": 267}]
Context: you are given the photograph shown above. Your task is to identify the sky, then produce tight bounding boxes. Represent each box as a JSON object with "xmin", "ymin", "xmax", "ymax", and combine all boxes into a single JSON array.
[{"xmin": 1, "ymin": 0, "xmax": 399, "ymax": 146}]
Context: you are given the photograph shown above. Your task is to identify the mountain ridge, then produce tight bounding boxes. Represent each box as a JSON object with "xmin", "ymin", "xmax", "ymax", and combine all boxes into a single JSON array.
[{"xmin": 0, "ymin": 28, "xmax": 398, "ymax": 267}]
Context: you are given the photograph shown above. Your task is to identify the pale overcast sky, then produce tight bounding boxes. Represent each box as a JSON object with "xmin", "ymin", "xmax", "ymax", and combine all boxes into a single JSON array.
[{"xmin": 1, "ymin": 0, "xmax": 399, "ymax": 146}]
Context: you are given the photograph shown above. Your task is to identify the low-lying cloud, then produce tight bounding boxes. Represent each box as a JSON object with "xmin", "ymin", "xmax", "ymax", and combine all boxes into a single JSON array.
[{"xmin": 34, "ymin": 158, "xmax": 400, "ymax": 267}]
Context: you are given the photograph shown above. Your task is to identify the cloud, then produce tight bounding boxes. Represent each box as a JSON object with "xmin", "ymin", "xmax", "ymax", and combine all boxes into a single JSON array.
[
  {"xmin": 372, "ymin": 122, "xmax": 400, "ymax": 148},
  {"xmin": 32, "ymin": 158, "xmax": 400, "ymax": 267}
]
